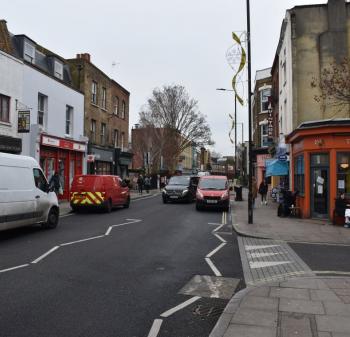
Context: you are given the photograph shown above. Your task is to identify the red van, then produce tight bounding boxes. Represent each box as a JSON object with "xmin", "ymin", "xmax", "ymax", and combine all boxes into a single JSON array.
[
  {"xmin": 195, "ymin": 175, "xmax": 232, "ymax": 211},
  {"xmin": 70, "ymin": 175, "xmax": 130, "ymax": 212}
]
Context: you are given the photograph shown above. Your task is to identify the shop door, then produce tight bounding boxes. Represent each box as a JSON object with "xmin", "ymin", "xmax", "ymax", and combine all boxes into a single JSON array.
[
  {"xmin": 58, "ymin": 153, "xmax": 68, "ymax": 200},
  {"xmin": 310, "ymin": 154, "xmax": 329, "ymax": 219}
]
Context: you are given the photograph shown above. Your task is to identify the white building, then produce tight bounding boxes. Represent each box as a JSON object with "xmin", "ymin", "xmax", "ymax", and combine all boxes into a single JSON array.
[{"xmin": 0, "ymin": 48, "xmax": 23, "ymax": 153}]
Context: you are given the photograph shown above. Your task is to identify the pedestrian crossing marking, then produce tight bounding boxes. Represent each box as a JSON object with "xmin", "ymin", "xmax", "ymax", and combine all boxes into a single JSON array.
[
  {"xmin": 249, "ymin": 260, "xmax": 292, "ymax": 269},
  {"xmin": 245, "ymin": 244, "xmax": 281, "ymax": 251}
]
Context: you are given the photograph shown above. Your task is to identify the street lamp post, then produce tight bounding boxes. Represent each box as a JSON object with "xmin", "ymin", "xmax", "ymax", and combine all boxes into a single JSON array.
[{"xmin": 246, "ymin": 0, "xmax": 253, "ymax": 224}]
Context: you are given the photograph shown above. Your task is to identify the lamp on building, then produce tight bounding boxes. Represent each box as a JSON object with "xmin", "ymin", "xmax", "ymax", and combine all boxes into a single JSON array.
[{"xmin": 340, "ymin": 163, "xmax": 349, "ymax": 169}]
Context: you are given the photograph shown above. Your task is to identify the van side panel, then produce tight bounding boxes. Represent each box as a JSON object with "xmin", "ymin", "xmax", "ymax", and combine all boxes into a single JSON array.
[{"xmin": 0, "ymin": 165, "xmax": 36, "ymax": 230}]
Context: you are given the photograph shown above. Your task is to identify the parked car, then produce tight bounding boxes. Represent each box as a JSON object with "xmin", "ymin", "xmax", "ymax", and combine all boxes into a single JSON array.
[
  {"xmin": 70, "ymin": 175, "xmax": 130, "ymax": 212},
  {"xmin": 162, "ymin": 175, "xmax": 199, "ymax": 203},
  {"xmin": 195, "ymin": 175, "xmax": 231, "ymax": 211},
  {"xmin": 0, "ymin": 152, "xmax": 59, "ymax": 231}
]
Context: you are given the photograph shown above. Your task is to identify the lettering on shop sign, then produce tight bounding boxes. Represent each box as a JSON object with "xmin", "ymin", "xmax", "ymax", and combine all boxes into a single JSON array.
[
  {"xmin": 42, "ymin": 136, "xmax": 86, "ymax": 152},
  {"xmin": 267, "ymin": 103, "xmax": 273, "ymax": 138},
  {"xmin": 314, "ymin": 139, "xmax": 324, "ymax": 146}
]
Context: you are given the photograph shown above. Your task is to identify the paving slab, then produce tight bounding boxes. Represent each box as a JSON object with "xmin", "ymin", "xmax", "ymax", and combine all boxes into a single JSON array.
[
  {"xmin": 240, "ymin": 295, "xmax": 279, "ymax": 311},
  {"xmin": 279, "ymin": 278, "xmax": 328, "ymax": 290},
  {"xmin": 279, "ymin": 298, "xmax": 325, "ymax": 315},
  {"xmin": 223, "ymin": 324, "xmax": 276, "ymax": 337},
  {"xmin": 316, "ymin": 315, "xmax": 350, "ymax": 334},
  {"xmin": 270, "ymin": 287, "xmax": 310, "ymax": 300},
  {"xmin": 310, "ymin": 289, "xmax": 342, "ymax": 302},
  {"xmin": 323, "ymin": 301, "xmax": 350, "ymax": 316},
  {"xmin": 279, "ymin": 312, "xmax": 316, "ymax": 337},
  {"xmin": 231, "ymin": 308, "xmax": 278, "ymax": 327}
]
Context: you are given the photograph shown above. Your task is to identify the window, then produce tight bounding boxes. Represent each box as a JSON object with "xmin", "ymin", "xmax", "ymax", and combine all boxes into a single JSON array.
[
  {"xmin": 121, "ymin": 132, "xmax": 125, "ymax": 150},
  {"xmin": 54, "ymin": 60, "xmax": 63, "ymax": 79},
  {"xmin": 38, "ymin": 93, "xmax": 47, "ymax": 126},
  {"xmin": 65, "ymin": 105, "xmax": 73, "ymax": 135},
  {"xmin": 91, "ymin": 81, "xmax": 97, "ymax": 104},
  {"xmin": 260, "ymin": 124, "xmax": 269, "ymax": 147},
  {"xmin": 24, "ymin": 41, "xmax": 35, "ymax": 63},
  {"xmin": 101, "ymin": 123, "xmax": 106, "ymax": 145},
  {"xmin": 337, "ymin": 152, "xmax": 350, "ymax": 197},
  {"xmin": 90, "ymin": 119, "xmax": 96, "ymax": 142},
  {"xmin": 33, "ymin": 168, "xmax": 48, "ymax": 192},
  {"xmin": 294, "ymin": 155, "xmax": 305, "ymax": 195},
  {"xmin": 283, "ymin": 61, "xmax": 287, "ymax": 85},
  {"xmin": 121, "ymin": 101, "xmax": 126, "ymax": 119},
  {"xmin": 112, "ymin": 129, "xmax": 119, "ymax": 148},
  {"xmin": 0, "ymin": 94, "xmax": 10, "ymax": 123},
  {"xmin": 114, "ymin": 96, "xmax": 119, "ymax": 115},
  {"xmin": 260, "ymin": 88, "xmax": 271, "ymax": 112},
  {"xmin": 102, "ymin": 87, "xmax": 107, "ymax": 109}
]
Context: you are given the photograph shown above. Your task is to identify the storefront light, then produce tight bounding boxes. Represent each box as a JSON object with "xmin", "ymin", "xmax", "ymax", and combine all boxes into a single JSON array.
[{"xmin": 340, "ymin": 163, "xmax": 349, "ymax": 169}]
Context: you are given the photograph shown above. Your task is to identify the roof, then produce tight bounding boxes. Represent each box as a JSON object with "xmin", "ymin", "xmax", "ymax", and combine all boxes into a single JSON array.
[{"xmin": 255, "ymin": 68, "xmax": 272, "ymax": 81}]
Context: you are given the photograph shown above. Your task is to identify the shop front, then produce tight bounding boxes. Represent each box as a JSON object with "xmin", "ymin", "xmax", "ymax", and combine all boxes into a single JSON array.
[
  {"xmin": 0, "ymin": 135, "xmax": 22, "ymax": 154},
  {"xmin": 114, "ymin": 149, "xmax": 132, "ymax": 178},
  {"xmin": 40, "ymin": 135, "xmax": 86, "ymax": 200},
  {"xmin": 256, "ymin": 153, "xmax": 271, "ymax": 186},
  {"xmin": 287, "ymin": 120, "xmax": 350, "ymax": 220},
  {"xmin": 88, "ymin": 145, "xmax": 114, "ymax": 175}
]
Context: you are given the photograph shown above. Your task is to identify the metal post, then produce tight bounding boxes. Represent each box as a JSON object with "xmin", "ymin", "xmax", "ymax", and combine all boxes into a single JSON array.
[
  {"xmin": 247, "ymin": 0, "xmax": 253, "ymax": 224},
  {"xmin": 234, "ymin": 95, "xmax": 237, "ymax": 178}
]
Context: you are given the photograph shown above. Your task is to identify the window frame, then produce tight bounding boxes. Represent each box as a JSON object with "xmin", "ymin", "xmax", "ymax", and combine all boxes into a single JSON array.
[
  {"xmin": 100, "ymin": 123, "xmax": 106, "ymax": 145},
  {"xmin": 24, "ymin": 41, "xmax": 35, "ymax": 64},
  {"xmin": 260, "ymin": 124, "xmax": 269, "ymax": 147},
  {"xmin": 114, "ymin": 96, "xmax": 119, "ymax": 115},
  {"xmin": 90, "ymin": 119, "xmax": 96, "ymax": 142},
  {"xmin": 0, "ymin": 94, "xmax": 10, "ymax": 123},
  {"xmin": 336, "ymin": 152, "xmax": 350, "ymax": 197},
  {"xmin": 91, "ymin": 81, "xmax": 98, "ymax": 104},
  {"xmin": 294, "ymin": 155, "xmax": 305, "ymax": 196},
  {"xmin": 65, "ymin": 105, "xmax": 73, "ymax": 136},
  {"xmin": 37, "ymin": 93, "xmax": 47, "ymax": 126},
  {"xmin": 121, "ymin": 101, "xmax": 126, "ymax": 119},
  {"xmin": 54, "ymin": 60, "xmax": 63, "ymax": 79},
  {"xmin": 102, "ymin": 87, "xmax": 107, "ymax": 110},
  {"xmin": 260, "ymin": 88, "xmax": 271, "ymax": 112},
  {"xmin": 112, "ymin": 129, "xmax": 119, "ymax": 148}
]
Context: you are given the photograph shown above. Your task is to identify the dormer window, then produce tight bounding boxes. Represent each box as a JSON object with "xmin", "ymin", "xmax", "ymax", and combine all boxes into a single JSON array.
[
  {"xmin": 24, "ymin": 41, "xmax": 35, "ymax": 63},
  {"xmin": 54, "ymin": 60, "xmax": 63, "ymax": 79}
]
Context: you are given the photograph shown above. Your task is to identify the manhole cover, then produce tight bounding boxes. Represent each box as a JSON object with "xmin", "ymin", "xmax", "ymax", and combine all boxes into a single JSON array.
[{"xmin": 192, "ymin": 303, "xmax": 225, "ymax": 320}]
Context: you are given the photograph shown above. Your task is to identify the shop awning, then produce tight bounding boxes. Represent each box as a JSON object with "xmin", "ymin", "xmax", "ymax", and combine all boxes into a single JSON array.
[{"xmin": 265, "ymin": 159, "xmax": 289, "ymax": 177}]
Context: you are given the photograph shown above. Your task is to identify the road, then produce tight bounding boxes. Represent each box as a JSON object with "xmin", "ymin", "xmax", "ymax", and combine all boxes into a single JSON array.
[{"xmin": 0, "ymin": 194, "xmax": 243, "ymax": 337}]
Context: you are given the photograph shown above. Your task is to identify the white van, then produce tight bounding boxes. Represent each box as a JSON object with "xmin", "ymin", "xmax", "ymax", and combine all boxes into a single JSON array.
[{"xmin": 0, "ymin": 152, "xmax": 59, "ymax": 231}]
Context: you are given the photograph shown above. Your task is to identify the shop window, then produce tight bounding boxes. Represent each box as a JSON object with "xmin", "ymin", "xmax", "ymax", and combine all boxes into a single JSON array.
[
  {"xmin": 311, "ymin": 153, "xmax": 329, "ymax": 166},
  {"xmin": 38, "ymin": 93, "xmax": 47, "ymax": 126},
  {"xmin": 337, "ymin": 152, "xmax": 350, "ymax": 197},
  {"xmin": 294, "ymin": 155, "xmax": 304, "ymax": 195},
  {"xmin": 0, "ymin": 94, "xmax": 10, "ymax": 123},
  {"xmin": 260, "ymin": 88, "xmax": 271, "ymax": 112}
]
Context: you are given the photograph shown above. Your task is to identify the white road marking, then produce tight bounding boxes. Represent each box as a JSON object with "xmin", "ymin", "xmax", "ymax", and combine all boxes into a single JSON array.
[
  {"xmin": 214, "ymin": 233, "xmax": 226, "ymax": 243},
  {"xmin": 212, "ymin": 224, "xmax": 224, "ymax": 232},
  {"xmin": 105, "ymin": 226, "xmax": 113, "ymax": 236},
  {"xmin": 248, "ymin": 252, "xmax": 281, "ymax": 258},
  {"xmin": 60, "ymin": 235, "xmax": 105, "ymax": 246},
  {"xmin": 60, "ymin": 213, "xmax": 74, "ymax": 218},
  {"xmin": 160, "ymin": 296, "xmax": 201, "ymax": 318},
  {"xmin": 205, "ymin": 257, "xmax": 222, "ymax": 277},
  {"xmin": 249, "ymin": 260, "xmax": 292, "ymax": 269},
  {"xmin": 0, "ymin": 264, "xmax": 29, "ymax": 273},
  {"xmin": 206, "ymin": 243, "xmax": 226, "ymax": 258},
  {"xmin": 245, "ymin": 244, "xmax": 281, "ymax": 251},
  {"xmin": 147, "ymin": 319, "xmax": 163, "ymax": 337},
  {"xmin": 31, "ymin": 246, "xmax": 60, "ymax": 264},
  {"xmin": 208, "ymin": 222, "xmax": 222, "ymax": 226},
  {"xmin": 125, "ymin": 218, "xmax": 142, "ymax": 222},
  {"xmin": 314, "ymin": 270, "xmax": 350, "ymax": 276}
]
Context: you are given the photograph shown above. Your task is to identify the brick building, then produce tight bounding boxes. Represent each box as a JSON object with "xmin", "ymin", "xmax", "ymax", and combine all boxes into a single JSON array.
[{"xmin": 68, "ymin": 54, "xmax": 132, "ymax": 177}]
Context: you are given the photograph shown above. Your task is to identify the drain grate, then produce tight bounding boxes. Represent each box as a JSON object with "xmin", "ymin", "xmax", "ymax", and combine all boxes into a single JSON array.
[{"xmin": 192, "ymin": 303, "xmax": 226, "ymax": 320}]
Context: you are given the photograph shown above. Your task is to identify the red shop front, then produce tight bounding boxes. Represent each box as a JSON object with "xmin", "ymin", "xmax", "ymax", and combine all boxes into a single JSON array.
[{"xmin": 39, "ymin": 135, "xmax": 86, "ymax": 200}]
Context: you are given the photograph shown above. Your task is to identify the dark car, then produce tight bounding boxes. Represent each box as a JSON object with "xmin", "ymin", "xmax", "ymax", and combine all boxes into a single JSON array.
[{"xmin": 162, "ymin": 175, "xmax": 199, "ymax": 203}]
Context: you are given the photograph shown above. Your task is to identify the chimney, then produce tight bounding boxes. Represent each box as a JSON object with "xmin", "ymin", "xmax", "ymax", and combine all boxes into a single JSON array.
[
  {"xmin": 76, "ymin": 53, "xmax": 91, "ymax": 62},
  {"xmin": 0, "ymin": 20, "xmax": 14, "ymax": 55},
  {"xmin": 328, "ymin": 0, "xmax": 346, "ymax": 31}
]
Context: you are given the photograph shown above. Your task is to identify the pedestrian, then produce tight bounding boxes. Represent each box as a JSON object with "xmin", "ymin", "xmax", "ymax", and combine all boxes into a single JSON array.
[
  {"xmin": 258, "ymin": 179, "xmax": 268, "ymax": 205},
  {"xmin": 137, "ymin": 174, "xmax": 144, "ymax": 195},
  {"xmin": 252, "ymin": 177, "xmax": 258, "ymax": 207},
  {"xmin": 335, "ymin": 192, "xmax": 350, "ymax": 228},
  {"xmin": 144, "ymin": 175, "xmax": 151, "ymax": 194},
  {"xmin": 49, "ymin": 171, "xmax": 62, "ymax": 196}
]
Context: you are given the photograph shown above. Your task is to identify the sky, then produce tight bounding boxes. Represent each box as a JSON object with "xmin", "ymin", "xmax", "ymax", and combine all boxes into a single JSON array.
[{"xmin": 3, "ymin": 0, "xmax": 327, "ymax": 156}]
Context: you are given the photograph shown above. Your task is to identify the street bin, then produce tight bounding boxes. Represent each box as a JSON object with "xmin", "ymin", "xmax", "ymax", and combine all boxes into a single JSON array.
[{"xmin": 234, "ymin": 186, "xmax": 243, "ymax": 201}]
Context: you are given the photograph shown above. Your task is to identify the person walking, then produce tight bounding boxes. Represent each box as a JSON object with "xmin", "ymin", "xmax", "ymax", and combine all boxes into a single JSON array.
[
  {"xmin": 252, "ymin": 177, "xmax": 258, "ymax": 208},
  {"xmin": 144, "ymin": 176, "xmax": 151, "ymax": 194},
  {"xmin": 49, "ymin": 171, "xmax": 62, "ymax": 196},
  {"xmin": 258, "ymin": 179, "xmax": 269, "ymax": 205},
  {"xmin": 137, "ymin": 174, "xmax": 144, "ymax": 195}
]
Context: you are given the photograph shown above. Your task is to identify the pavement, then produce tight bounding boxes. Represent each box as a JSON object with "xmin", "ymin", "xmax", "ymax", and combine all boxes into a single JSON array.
[
  {"xmin": 232, "ymin": 189, "xmax": 350, "ymax": 245},
  {"xmin": 209, "ymin": 189, "xmax": 350, "ymax": 337},
  {"xmin": 58, "ymin": 188, "xmax": 160, "ymax": 216}
]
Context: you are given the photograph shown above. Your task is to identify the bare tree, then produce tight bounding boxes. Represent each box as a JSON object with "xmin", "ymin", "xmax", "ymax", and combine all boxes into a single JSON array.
[
  {"xmin": 311, "ymin": 58, "xmax": 350, "ymax": 115},
  {"xmin": 139, "ymin": 85, "xmax": 213, "ymax": 171}
]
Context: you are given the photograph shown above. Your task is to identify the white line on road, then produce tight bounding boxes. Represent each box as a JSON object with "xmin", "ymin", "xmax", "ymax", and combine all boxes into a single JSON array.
[
  {"xmin": 206, "ymin": 242, "xmax": 226, "ymax": 258},
  {"xmin": 208, "ymin": 222, "xmax": 222, "ymax": 226},
  {"xmin": 314, "ymin": 270, "xmax": 350, "ymax": 276},
  {"xmin": 125, "ymin": 219, "xmax": 142, "ymax": 222},
  {"xmin": 147, "ymin": 319, "xmax": 163, "ymax": 337},
  {"xmin": 105, "ymin": 226, "xmax": 113, "ymax": 236},
  {"xmin": 212, "ymin": 224, "xmax": 224, "ymax": 232},
  {"xmin": 205, "ymin": 257, "xmax": 222, "ymax": 277},
  {"xmin": 160, "ymin": 296, "xmax": 201, "ymax": 318},
  {"xmin": 31, "ymin": 246, "xmax": 59, "ymax": 264},
  {"xmin": 0, "ymin": 264, "xmax": 29, "ymax": 273},
  {"xmin": 214, "ymin": 233, "xmax": 227, "ymax": 243},
  {"xmin": 60, "ymin": 235, "xmax": 105, "ymax": 246},
  {"xmin": 60, "ymin": 213, "xmax": 74, "ymax": 218}
]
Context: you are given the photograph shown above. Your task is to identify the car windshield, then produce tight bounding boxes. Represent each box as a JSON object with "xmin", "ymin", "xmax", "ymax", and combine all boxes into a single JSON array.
[
  {"xmin": 168, "ymin": 176, "xmax": 190, "ymax": 185},
  {"xmin": 198, "ymin": 178, "xmax": 227, "ymax": 190}
]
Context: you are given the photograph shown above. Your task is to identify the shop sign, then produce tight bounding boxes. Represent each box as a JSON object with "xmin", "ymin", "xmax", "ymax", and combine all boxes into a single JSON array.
[
  {"xmin": 267, "ymin": 103, "xmax": 273, "ymax": 139},
  {"xmin": 278, "ymin": 154, "xmax": 288, "ymax": 161},
  {"xmin": 17, "ymin": 110, "xmax": 30, "ymax": 133},
  {"xmin": 42, "ymin": 136, "xmax": 86, "ymax": 152},
  {"xmin": 87, "ymin": 154, "xmax": 95, "ymax": 163}
]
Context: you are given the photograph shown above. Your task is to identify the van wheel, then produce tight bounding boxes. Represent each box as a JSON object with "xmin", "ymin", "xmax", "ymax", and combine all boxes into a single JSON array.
[
  {"xmin": 42, "ymin": 207, "xmax": 59, "ymax": 229},
  {"xmin": 123, "ymin": 197, "xmax": 130, "ymax": 209},
  {"xmin": 105, "ymin": 199, "xmax": 112, "ymax": 213}
]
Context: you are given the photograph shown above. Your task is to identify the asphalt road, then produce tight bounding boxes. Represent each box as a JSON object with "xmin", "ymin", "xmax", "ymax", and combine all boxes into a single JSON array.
[{"xmin": 0, "ymin": 194, "xmax": 243, "ymax": 337}]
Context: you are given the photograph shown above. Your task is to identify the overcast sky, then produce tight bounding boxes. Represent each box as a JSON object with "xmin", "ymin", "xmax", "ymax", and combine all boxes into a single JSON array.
[{"xmin": 3, "ymin": 0, "xmax": 326, "ymax": 155}]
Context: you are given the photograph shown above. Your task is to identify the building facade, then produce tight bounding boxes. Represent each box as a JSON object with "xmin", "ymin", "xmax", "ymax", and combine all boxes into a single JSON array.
[{"xmin": 68, "ymin": 54, "xmax": 132, "ymax": 177}]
